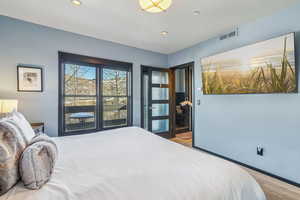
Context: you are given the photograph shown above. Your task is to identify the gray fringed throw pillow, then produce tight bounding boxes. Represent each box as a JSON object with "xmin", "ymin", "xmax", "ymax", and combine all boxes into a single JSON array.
[
  {"xmin": 0, "ymin": 121, "xmax": 28, "ymax": 195},
  {"xmin": 19, "ymin": 134, "xmax": 58, "ymax": 190}
]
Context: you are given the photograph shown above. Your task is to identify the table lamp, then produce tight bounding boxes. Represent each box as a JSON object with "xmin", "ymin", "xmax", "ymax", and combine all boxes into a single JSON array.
[{"xmin": 0, "ymin": 99, "xmax": 18, "ymax": 114}]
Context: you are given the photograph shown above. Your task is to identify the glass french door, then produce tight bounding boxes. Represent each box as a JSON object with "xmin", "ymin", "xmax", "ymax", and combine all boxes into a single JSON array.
[{"xmin": 141, "ymin": 66, "xmax": 172, "ymax": 138}]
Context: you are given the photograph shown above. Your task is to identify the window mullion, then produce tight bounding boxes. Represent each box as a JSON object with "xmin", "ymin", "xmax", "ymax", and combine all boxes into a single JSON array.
[{"xmin": 98, "ymin": 65, "xmax": 103, "ymax": 130}]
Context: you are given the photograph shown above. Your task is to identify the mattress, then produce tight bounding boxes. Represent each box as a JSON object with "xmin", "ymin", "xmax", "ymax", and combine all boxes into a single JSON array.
[{"xmin": 1, "ymin": 127, "xmax": 266, "ymax": 200}]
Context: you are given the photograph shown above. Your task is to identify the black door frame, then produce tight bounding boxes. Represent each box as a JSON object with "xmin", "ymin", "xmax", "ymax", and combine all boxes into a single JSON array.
[
  {"xmin": 140, "ymin": 65, "xmax": 174, "ymax": 138},
  {"xmin": 170, "ymin": 62, "xmax": 195, "ymax": 140}
]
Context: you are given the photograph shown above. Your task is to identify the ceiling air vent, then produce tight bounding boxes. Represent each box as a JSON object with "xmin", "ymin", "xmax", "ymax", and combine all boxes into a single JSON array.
[{"xmin": 219, "ymin": 28, "xmax": 239, "ymax": 40}]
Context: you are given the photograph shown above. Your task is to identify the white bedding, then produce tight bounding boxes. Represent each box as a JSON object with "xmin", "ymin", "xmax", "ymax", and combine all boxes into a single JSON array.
[{"xmin": 1, "ymin": 127, "xmax": 266, "ymax": 200}]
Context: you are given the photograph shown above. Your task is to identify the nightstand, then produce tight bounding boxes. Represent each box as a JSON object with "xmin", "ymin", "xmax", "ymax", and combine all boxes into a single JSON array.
[{"xmin": 31, "ymin": 123, "xmax": 45, "ymax": 134}]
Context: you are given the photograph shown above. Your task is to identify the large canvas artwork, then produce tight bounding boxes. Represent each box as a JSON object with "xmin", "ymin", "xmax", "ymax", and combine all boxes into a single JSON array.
[{"xmin": 201, "ymin": 33, "xmax": 296, "ymax": 94}]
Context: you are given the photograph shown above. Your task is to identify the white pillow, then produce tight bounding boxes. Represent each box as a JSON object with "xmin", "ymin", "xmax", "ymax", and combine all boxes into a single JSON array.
[
  {"xmin": 7, "ymin": 111, "xmax": 36, "ymax": 142},
  {"xmin": 0, "ymin": 119, "xmax": 28, "ymax": 195},
  {"xmin": 19, "ymin": 134, "xmax": 58, "ymax": 190}
]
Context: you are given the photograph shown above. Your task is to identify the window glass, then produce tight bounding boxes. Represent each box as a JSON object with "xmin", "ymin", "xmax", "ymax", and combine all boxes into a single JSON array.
[
  {"xmin": 102, "ymin": 68, "xmax": 129, "ymax": 128},
  {"xmin": 103, "ymin": 68, "xmax": 127, "ymax": 96},
  {"xmin": 64, "ymin": 97, "xmax": 96, "ymax": 132},
  {"xmin": 103, "ymin": 97, "xmax": 128, "ymax": 128},
  {"xmin": 152, "ymin": 88, "xmax": 169, "ymax": 100},
  {"xmin": 152, "ymin": 119, "xmax": 169, "ymax": 133},
  {"xmin": 152, "ymin": 71, "xmax": 168, "ymax": 84},
  {"xmin": 64, "ymin": 64, "xmax": 96, "ymax": 95},
  {"xmin": 152, "ymin": 104, "xmax": 169, "ymax": 117}
]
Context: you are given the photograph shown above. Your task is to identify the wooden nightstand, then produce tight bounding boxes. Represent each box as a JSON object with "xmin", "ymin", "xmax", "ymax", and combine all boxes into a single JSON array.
[{"xmin": 31, "ymin": 123, "xmax": 45, "ymax": 134}]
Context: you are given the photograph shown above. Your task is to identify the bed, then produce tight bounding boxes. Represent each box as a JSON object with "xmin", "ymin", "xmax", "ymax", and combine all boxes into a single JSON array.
[{"xmin": 1, "ymin": 127, "xmax": 266, "ymax": 200}]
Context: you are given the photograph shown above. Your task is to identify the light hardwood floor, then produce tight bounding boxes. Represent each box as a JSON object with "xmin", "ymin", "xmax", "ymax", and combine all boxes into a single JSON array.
[
  {"xmin": 242, "ymin": 167, "xmax": 300, "ymax": 200},
  {"xmin": 171, "ymin": 132, "xmax": 193, "ymax": 147},
  {"xmin": 171, "ymin": 136, "xmax": 300, "ymax": 200}
]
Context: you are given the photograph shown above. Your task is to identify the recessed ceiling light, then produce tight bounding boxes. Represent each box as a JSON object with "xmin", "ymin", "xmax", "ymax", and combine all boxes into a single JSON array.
[
  {"xmin": 71, "ymin": 0, "xmax": 82, "ymax": 6},
  {"xmin": 161, "ymin": 31, "xmax": 168, "ymax": 36},
  {"xmin": 193, "ymin": 10, "xmax": 200, "ymax": 15}
]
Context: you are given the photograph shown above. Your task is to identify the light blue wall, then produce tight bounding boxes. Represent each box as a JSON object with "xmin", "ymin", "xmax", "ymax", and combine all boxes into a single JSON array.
[
  {"xmin": 168, "ymin": 3, "xmax": 300, "ymax": 183},
  {"xmin": 1, "ymin": 2, "xmax": 300, "ymax": 183},
  {"xmin": 0, "ymin": 15, "xmax": 168, "ymax": 136}
]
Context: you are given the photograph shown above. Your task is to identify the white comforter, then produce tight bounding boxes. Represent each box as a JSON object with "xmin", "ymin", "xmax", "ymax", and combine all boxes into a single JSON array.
[{"xmin": 1, "ymin": 127, "xmax": 265, "ymax": 200}]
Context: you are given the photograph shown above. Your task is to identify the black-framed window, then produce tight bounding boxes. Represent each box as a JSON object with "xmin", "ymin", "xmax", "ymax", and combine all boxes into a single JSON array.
[{"xmin": 59, "ymin": 52, "xmax": 133, "ymax": 136}]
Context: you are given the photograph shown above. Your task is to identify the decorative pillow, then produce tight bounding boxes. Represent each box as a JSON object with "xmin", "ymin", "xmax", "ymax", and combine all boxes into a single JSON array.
[
  {"xmin": 0, "ymin": 120, "xmax": 28, "ymax": 195},
  {"xmin": 19, "ymin": 134, "xmax": 58, "ymax": 190},
  {"xmin": 8, "ymin": 111, "xmax": 36, "ymax": 142}
]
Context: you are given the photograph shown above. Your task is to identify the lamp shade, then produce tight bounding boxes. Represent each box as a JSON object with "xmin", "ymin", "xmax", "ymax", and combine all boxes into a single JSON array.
[
  {"xmin": 0, "ymin": 100, "xmax": 18, "ymax": 114},
  {"xmin": 139, "ymin": 0, "xmax": 172, "ymax": 13}
]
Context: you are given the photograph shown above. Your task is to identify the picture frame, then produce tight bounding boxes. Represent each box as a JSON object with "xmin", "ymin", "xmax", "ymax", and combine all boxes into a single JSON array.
[{"xmin": 17, "ymin": 66, "xmax": 43, "ymax": 92}]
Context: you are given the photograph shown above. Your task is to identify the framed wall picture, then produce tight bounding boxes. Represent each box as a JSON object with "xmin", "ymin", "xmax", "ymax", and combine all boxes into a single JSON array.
[
  {"xmin": 201, "ymin": 33, "xmax": 296, "ymax": 94},
  {"xmin": 17, "ymin": 66, "xmax": 43, "ymax": 92}
]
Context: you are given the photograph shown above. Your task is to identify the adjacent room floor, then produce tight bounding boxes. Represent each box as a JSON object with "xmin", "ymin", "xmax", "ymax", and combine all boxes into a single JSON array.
[
  {"xmin": 170, "ymin": 131, "xmax": 192, "ymax": 147},
  {"xmin": 171, "ymin": 136, "xmax": 300, "ymax": 200}
]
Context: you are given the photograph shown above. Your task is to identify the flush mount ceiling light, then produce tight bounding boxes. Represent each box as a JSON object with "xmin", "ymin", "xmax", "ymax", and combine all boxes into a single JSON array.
[
  {"xmin": 71, "ymin": 0, "xmax": 82, "ymax": 6},
  {"xmin": 139, "ymin": 0, "xmax": 172, "ymax": 13},
  {"xmin": 160, "ymin": 31, "xmax": 168, "ymax": 36}
]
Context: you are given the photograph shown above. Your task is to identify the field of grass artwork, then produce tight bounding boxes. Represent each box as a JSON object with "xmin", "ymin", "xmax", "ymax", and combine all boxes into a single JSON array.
[{"xmin": 201, "ymin": 33, "xmax": 296, "ymax": 94}]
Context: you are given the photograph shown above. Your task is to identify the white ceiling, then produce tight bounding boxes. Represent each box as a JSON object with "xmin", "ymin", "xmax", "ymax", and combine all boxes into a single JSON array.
[{"xmin": 0, "ymin": 0, "xmax": 297, "ymax": 54}]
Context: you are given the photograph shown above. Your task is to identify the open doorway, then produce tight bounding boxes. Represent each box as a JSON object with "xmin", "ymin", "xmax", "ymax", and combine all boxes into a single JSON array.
[
  {"xmin": 171, "ymin": 62, "xmax": 194, "ymax": 147},
  {"xmin": 140, "ymin": 63, "xmax": 194, "ymax": 146}
]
